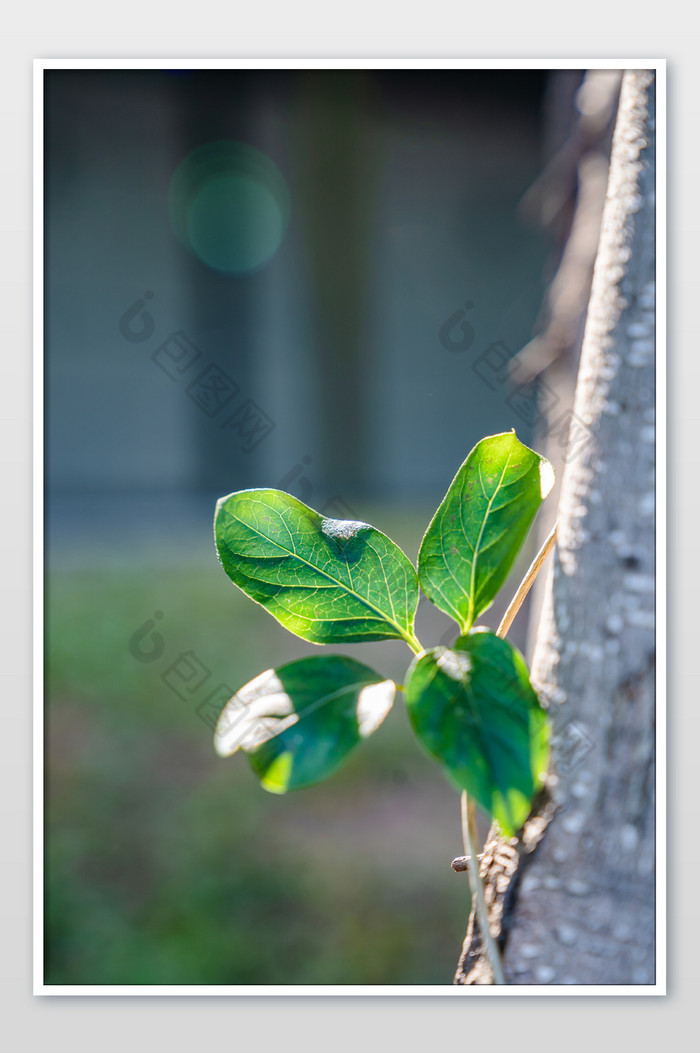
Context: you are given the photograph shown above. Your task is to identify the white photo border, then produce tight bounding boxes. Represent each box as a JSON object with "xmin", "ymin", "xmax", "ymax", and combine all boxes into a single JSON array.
[{"xmin": 33, "ymin": 56, "xmax": 666, "ymax": 997}]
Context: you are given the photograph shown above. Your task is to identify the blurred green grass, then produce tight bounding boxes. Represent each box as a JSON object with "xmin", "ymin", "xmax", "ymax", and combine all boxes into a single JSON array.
[{"xmin": 45, "ymin": 522, "xmax": 476, "ymax": 985}]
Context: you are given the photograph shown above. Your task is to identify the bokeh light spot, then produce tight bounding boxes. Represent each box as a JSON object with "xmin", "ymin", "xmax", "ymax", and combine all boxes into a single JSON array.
[{"xmin": 168, "ymin": 141, "xmax": 290, "ymax": 275}]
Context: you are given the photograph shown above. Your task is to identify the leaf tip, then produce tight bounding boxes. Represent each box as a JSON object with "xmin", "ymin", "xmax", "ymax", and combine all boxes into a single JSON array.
[
  {"xmin": 213, "ymin": 697, "xmax": 244, "ymax": 757},
  {"xmin": 259, "ymin": 751, "xmax": 294, "ymax": 793},
  {"xmin": 356, "ymin": 679, "xmax": 396, "ymax": 738},
  {"xmin": 539, "ymin": 458, "xmax": 555, "ymax": 499}
]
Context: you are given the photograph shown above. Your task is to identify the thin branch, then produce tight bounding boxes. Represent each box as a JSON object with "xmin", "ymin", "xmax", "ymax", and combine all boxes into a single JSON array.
[
  {"xmin": 496, "ymin": 523, "xmax": 558, "ymax": 640},
  {"xmin": 461, "ymin": 791, "xmax": 506, "ymax": 985}
]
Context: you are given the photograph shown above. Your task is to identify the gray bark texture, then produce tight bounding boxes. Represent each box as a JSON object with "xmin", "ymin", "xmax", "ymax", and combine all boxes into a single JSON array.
[{"xmin": 454, "ymin": 69, "xmax": 657, "ymax": 986}]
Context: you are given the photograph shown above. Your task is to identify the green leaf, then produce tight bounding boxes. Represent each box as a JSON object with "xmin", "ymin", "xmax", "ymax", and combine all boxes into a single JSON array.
[
  {"xmin": 417, "ymin": 432, "xmax": 554, "ymax": 632},
  {"xmin": 404, "ymin": 630, "xmax": 549, "ymax": 836},
  {"xmin": 214, "ymin": 655, "xmax": 396, "ymax": 792},
  {"xmin": 215, "ymin": 488, "xmax": 420, "ymax": 647}
]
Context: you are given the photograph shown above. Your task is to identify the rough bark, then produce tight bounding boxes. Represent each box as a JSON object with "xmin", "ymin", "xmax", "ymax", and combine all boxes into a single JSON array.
[
  {"xmin": 454, "ymin": 69, "xmax": 656, "ymax": 986},
  {"xmin": 521, "ymin": 69, "xmax": 622, "ymax": 660}
]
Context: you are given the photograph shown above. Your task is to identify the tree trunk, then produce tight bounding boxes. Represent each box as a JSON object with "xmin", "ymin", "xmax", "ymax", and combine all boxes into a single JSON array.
[{"xmin": 454, "ymin": 69, "xmax": 657, "ymax": 986}]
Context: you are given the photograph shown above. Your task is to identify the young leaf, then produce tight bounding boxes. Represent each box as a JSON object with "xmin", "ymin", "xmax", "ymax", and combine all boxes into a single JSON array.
[
  {"xmin": 214, "ymin": 655, "xmax": 396, "ymax": 792},
  {"xmin": 404, "ymin": 630, "xmax": 549, "ymax": 836},
  {"xmin": 418, "ymin": 432, "xmax": 554, "ymax": 632},
  {"xmin": 215, "ymin": 489, "xmax": 420, "ymax": 647}
]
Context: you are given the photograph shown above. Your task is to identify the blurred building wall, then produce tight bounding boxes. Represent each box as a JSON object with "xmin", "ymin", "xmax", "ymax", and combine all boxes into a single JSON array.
[{"xmin": 45, "ymin": 70, "xmax": 551, "ymax": 520}]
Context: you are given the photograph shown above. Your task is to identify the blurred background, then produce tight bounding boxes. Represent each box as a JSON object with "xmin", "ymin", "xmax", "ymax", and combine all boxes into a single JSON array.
[{"xmin": 44, "ymin": 67, "xmax": 620, "ymax": 985}]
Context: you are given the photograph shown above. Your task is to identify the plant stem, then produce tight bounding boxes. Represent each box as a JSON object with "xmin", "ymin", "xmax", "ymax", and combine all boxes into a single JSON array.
[
  {"xmin": 461, "ymin": 791, "xmax": 506, "ymax": 985},
  {"xmin": 405, "ymin": 632, "xmax": 423, "ymax": 655},
  {"xmin": 496, "ymin": 523, "xmax": 557, "ymax": 640}
]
